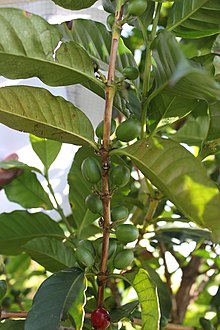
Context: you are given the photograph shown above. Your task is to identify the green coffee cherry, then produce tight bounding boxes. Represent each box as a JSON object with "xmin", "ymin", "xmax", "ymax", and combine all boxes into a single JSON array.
[
  {"xmin": 0, "ymin": 280, "xmax": 7, "ymax": 300},
  {"xmin": 110, "ymin": 165, "xmax": 130, "ymax": 188},
  {"xmin": 78, "ymin": 240, "xmax": 95, "ymax": 256},
  {"xmin": 95, "ymin": 119, "xmax": 116, "ymax": 139},
  {"xmin": 111, "ymin": 206, "xmax": 129, "ymax": 222},
  {"xmin": 85, "ymin": 194, "xmax": 103, "ymax": 214},
  {"xmin": 81, "ymin": 157, "xmax": 101, "ymax": 184},
  {"xmin": 97, "ymin": 238, "xmax": 117, "ymax": 258},
  {"xmin": 123, "ymin": 66, "xmax": 139, "ymax": 80},
  {"xmin": 127, "ymin": 0, "xmax": 148, "ymax": 17},
  {"xmin": 113, "ymin": 249, "xmax": 134, "ymax": 269},
  {"xmin": 116, "ymin": 119, "xmax": 141, "ymax": 142},
  {"xmin": 76, "ymin": 245, "xmax": 95, "ymax": 268},
  {"xmin": 115, "ymin": 224, "xmax": 139, "ymax": 244}
]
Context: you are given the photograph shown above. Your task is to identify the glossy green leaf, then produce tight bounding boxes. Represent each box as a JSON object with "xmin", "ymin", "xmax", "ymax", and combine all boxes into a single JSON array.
[
  {"xmin": 30, "ymin": 135, "xmax": 62, "ymax": 171},
  {"xmin": 148, "ymin": 93, "xmax": 199, "ymax": 133},
  {"xmin": 68, "ymin": 147, "xmax": 101, "ymax": 239},
  {"xmin": 0, "ymin": 8, "xmax": 101, "ymax": 87},
  {"xmin": 207, "ymin": 101, "xmax": 220, "ymax": 141},
  {"xmin": 151, "ymin": 31, "xmax": 220, "ymax": 103},
  {"xmin": 0, "ymin": 211, "xmax": 64, "ymax": 255},
  {"xmin": 52, "ymin": 0, "xmax": 97, "ymax": 10},
  {"xmin": 167, "ymin": 1, "xmax": 220, "ymax": 38},
  {"xmin": 25, "ymin": 268, "xmax": 86, "ymax": 330},
  {"xmin": 56, "ymin": 19, "xmax": 138, "ymax": 112},
  {"xmin": 111, "ymin": 137, "xmax": 220, "ymax": 240},
  {"xmin": 0, "ymin": 86, "xmax": 96, "ymax": 148},
  {"xmin": 57, "ymin": 19, "xmax": 137, "ymax": 74},
  {"xmin": 23, "ymin": 237, "xmax": 76, "ymax": 272},
  {"xmin": 0, "ymin": 320, "xmax": 25, "ymax": 329},
  {"xmin": 0, "ymin": 160, "xmax": 41, "ymax": 173},
  {"xmin": 4, "ymin": 171, "xmax": 53, "ymax": 210},
  {"xmin": 125, "ymin": 268, "xmax": 160, "ymax": 330}
]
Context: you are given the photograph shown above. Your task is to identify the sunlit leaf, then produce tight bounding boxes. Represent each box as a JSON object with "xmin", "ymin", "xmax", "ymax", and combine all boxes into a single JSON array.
[
  {"xmin": 125, "ymin": 268, "xmax": 160, "ymax": 330},
  {"xmin": 0, "ymin": 211, "xmax": 64, "ymax": 255},
  {"xmin": 0, "ymin": 86, "xmax": 96, "ymax": 148},
  {"xmin": 25, "ymin": 268, "xmax": 86, "ymax": 330},
  {"xmin": 30, "ymin": 135, "xmax": 62, "ymax": 171},
  {"xmin": 111, "ymin": 137, "xmax": 220, "ymax": 240}
]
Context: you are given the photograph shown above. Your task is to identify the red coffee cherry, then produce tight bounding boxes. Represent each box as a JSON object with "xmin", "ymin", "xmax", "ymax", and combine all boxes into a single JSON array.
[{"xmin": 91, "ymin": 308, "xmax": 110, "ymax": 329}]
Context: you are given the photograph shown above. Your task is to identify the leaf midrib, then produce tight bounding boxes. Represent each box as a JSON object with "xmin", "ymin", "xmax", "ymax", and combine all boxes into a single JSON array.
[
  {"xmin": 0, "ymin": 51, "xmax": 103, "ymax": 88},
  {"xmin": 167, "ymin": 1, "xmax": 209, "ymax": 32}
]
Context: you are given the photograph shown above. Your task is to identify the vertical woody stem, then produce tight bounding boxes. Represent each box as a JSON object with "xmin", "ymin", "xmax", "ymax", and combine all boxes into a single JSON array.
[{"xmin": 97, "ymin": 2, "xmax": 123, "ymax": 308}]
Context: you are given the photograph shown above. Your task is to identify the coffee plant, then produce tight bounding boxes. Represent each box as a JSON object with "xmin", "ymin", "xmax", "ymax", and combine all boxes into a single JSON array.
[{"xmin": 0, "ymin": 1, "xmax": 220, "ymax": 329}]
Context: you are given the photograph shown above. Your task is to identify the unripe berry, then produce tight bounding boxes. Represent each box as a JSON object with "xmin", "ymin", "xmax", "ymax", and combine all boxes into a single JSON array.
[
  {"xmin": 116, "ymin": 119, "xmax": 141, "ymax": 142},
  {"xmin": 115, "ymin": 224, "xmax": 139, "ymax": 244},
  {"xmin": 76, "ymin": 245, "xmax": 95, "ymax": 268},
  {"xmin": 91, "ymin": 308, "xmax": 110, "ymax": 329},
  {"xmin": 127, "ymin": 0, "xmax": 148, "ymax": 17},
  {"xmin": 123, "ymin": 66, "xmax": 139, "ymax": 80},
  {"xmin": 110, "ymin": 165, "xmax": 130, "ymax": 188},
  {"xmin": 81, "ymin": 157, "xmax": 101, "ymax": 184},
  {"xmin": 85, "ymin": 194, "xmax": 103, "ymax": 214},
  {"xmin": 111, "ymin": 206, "xmax": 129, "ymax": 222},
  {"xmin": 113, "ymin": 249, "xmax": 134, "ymax": 269}
]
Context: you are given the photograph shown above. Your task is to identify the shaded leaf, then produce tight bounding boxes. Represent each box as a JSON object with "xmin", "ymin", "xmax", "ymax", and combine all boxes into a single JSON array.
[
  {"xmin": 110, "ymin": 301, "xmax": 139, "ymax": 323},
  {"xmin": 155, "ymin": 225, "xmax": 211, "ymax": 243},
  {"xmin": 25, "ymin": 268, "xmax": 86, "ymax": 330},
  {"xmin": 148, "ymin": 93, "xmax": 199, "ymax": 133},
  {"xmin": 68, "ymin": 147, "xmax": 101, "ymax": 240},
  {"xmin": 0, "ymin": 86, "xmax": 96, "ymax": 148},
  {"xmin": 207, "ymin": 101, "xmax": 220, "ymax": 141},
  {"xmin": 30, "ymin": 135, "xmax": 62, "ymax": 171},
  {"xmin": 52, "ymin": 0, "xmax": 97, "ymax": 10},
  {"xmin": 125, "ymin": 268, "xmax": 160, "ymax": 330},
  {"xmin": 167, "ymin": 1, "xmax": 220, "ymax": 38},
  {"xmin": 0, "ymin": 211, "xmax": 64, "ymax": 255},
  {"xmin": 151, "ymin": 31, "xmax": 220, "ymax": 104},
  {"xmin": 0, "ymin": 320, "xmax": 25, "ymax": 329},
  {"xmin": 111, "ymin": 137, "xmax": 220, "ymax": 240},
  {"xmin": 172, "ymin": 102, "xmax": 210, "ymax": 146},
  {"xmin": 23, "ymin": 237, "xmax": 76, "ymax": 272},
  {"xmin": 0, "ymin": 8, "xmax": 101, "ymax": 87},
  {"xmin": 4, "ymin": 171, "xmax": 53, "ymax": 210}
]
